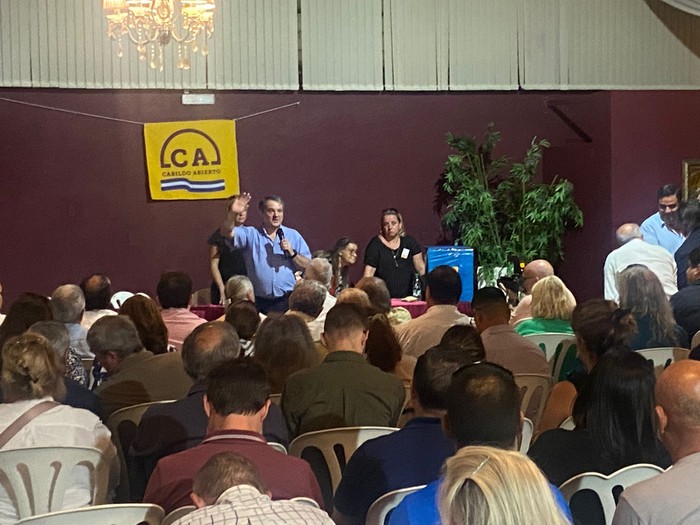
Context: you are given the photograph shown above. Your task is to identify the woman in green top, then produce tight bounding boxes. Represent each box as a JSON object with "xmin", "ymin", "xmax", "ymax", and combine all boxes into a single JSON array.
[{"xmin": 514, "ymin": 276, "xmax": 576, "ymax": 336}]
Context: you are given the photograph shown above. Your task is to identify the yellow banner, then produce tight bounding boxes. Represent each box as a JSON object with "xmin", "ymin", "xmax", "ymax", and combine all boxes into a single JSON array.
[{"xmin": 144, "ymin": 120, "xmax": 239, "ymax": 200}]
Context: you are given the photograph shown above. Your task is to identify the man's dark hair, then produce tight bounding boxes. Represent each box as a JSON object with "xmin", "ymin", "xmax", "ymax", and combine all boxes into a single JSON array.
[
  {"xmin": 657, "ymin": 184, "xmax": 681, "ymax": 201},
  {"xmin": 324, "ymin": 303, "xmax": 368, "ymax": 337},
  {"xmin": 80, "ymin": 274, "xmax": 112, "ymax": 311},
  {"xmin": 413, "ymin": 344, "xmax": 481, "ymax": 411},
  {"xmin": 446, "ymin": 362, "xmax": 520, "ymax": 448},
  {"xmin": 156, "ymin": 271, "xmax": 193, "ymax": 309},
  {"xmin": 426, "ymin": 266, "xmax": 462, "ymax": 305},
  {"xmin": 182, "ymin": 321, "xmax": 241, "ymax": 382},
  {"xmin": 258, "ymin": 195, "xmax": 284, "ymax": 213},
  {"xmin": 224, "ymin": 300, "xmax": 261, "ymax": 340},
  {"xmin": 690, "ymin": 247, "xmax": 700, "ymax": 269},
  {"xmin": 206, "ymin": 358, "xmax": 270, "ymax": 416},
  {"xmin": 470, "ymin": 287, "xmax": 507, "ymax": 311}
]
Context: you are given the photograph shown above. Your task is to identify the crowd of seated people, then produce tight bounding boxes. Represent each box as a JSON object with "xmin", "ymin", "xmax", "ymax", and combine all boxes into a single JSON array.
[{"xmin": 7, "ymin": 187, "xmax": 700, "ymax": 523}]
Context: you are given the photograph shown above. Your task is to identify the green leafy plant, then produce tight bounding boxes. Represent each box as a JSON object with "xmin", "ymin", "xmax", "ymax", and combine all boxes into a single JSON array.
[{"xmin": 435, "ymin": 126, "xmax": 584, "ymax": 278}]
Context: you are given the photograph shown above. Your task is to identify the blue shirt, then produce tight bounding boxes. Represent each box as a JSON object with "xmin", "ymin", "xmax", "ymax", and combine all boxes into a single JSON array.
[
  {"xmin": 233, "ymin": 225, "xmax": 311, "ymax": 299},
  {"xmin": 389, "ymin": 478, "xmax": 572, "ymax": 525},
  {"xmin": 640, "ymin": 212, "xmax": 685, "ymax": 255},
  {"xmin": 333, "ymin": 417, "xmax": 455, "ymax": 521}
]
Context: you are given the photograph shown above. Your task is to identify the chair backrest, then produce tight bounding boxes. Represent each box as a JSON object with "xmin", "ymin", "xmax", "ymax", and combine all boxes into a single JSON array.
[
  {"xmin": 269, "ymin": 394, "xmax": 282, "ymax": 406},
  {"xmin": 288, "ymin": 426, "xmax": 399, "ymax": 495},
  {"xmin": 558, "ymin": 464, "xmax": 664, "ymax": 525},
  {"xmin": 0, "ymin": 446, "xmax": 107, "ymax": 519},
  {"xmin": 518, "ymin": 417, "xmax": 534, "ymax": 453},
  {"xmin": 513, "ymin": 374, "xmax": 551, "ymax": 431},
  {"xmin": 268, "ymin": 442, "xmax": 287, "ymax": 454},
  {"xmin": 110, "ymin": 291, "xmax": 134, "ymax": 309},
  {"xmin": 16, "ymin": 503, "xmax": 165, "ymax": 525},
  {"xmin": 559, "ymin": 416, "xmax": 576, "ymax": 430},
  {"xmin": 636, "ymin": 347, "xmax": 690, "ymax": 377},
  {"xmin": 365, "ymin": 485, "xmax": 426, "ymax": 525},
  {"xmin": 290, "ymin": 497, "xmax": 320, "ymax": 508},
  {"xmin": 190, "ymin": 288, "xmax": 212, "ymax": 306},
  {"xmin": 106, "ymin": 400, "xmax": 176, "ymax": 503},
  {"xmin": 161, "ymin": 504, "xmax": 196, "ymax": 525},
  {"xmin": 523, "ymin": 333, "xmax": 577, "ymax": 381}
]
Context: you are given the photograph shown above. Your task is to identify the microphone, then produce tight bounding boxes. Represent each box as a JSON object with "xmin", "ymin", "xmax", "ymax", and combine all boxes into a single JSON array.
[{"xmin": 278, "ymin": 228, "xmax": 293, "ymax": 258}]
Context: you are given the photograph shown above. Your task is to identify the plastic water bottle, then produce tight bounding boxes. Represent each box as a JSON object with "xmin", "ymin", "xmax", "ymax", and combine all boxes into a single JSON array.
[{"xmin": 412, "ymin": 273, "xmax": 422, "ymax": 299}]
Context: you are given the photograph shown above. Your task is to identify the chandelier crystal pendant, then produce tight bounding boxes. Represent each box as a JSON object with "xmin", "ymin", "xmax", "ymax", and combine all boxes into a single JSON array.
[{"xmin": 102, "ymin": 0, "xmax": 215, "ymax": 71}]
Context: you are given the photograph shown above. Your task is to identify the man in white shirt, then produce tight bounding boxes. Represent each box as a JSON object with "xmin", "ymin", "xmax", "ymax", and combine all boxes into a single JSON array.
[
  {"xmin": 304, "ymin": 258, "xmax": 337, "ymax": 331},
  {"xmin": 395, "ymin": 266, "xmax": 471, "ymax": 359},
  {"xmin": 79, "ymin": 274, "xmax": 117, "ymax": 330},
  {"xmin": 50, "ymin": 284, "xmax": 92, "ymax": 358},
  {"xmin": 603, "ymin": 223, "xmax": 677, "ymax": 302}
]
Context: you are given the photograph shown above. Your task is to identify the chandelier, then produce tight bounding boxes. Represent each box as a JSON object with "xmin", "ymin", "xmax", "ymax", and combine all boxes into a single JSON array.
[{"xmin": 102, "ymin": 0, "xmax": 215, "ymax": 71}]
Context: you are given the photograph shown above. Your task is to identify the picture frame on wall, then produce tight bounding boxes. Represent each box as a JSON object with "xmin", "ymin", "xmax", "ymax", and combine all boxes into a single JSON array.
[{"xmin": 683, "ymin": 159, "xmax": 700, "ymax": 201}]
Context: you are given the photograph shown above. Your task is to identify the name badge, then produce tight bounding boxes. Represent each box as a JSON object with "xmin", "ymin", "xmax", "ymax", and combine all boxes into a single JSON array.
[{"xmin": 401, "ymin": 248, "xmax": 410, "ymax": 259}]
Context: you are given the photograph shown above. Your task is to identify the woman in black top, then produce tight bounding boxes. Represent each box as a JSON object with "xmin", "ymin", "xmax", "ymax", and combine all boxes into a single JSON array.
[
  {"xmin": 363, "ymin": 208, "xmax": 425, "ymax": 298},
  {"xmin": 209, "ymin": 196, "xmax": 248, "ymax": 305}
]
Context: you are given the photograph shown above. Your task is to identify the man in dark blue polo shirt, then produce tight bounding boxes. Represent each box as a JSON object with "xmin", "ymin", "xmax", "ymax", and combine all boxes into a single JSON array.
[{"xmin": 332, "ymin": 344, "xmax": 477, "ymax": 525}]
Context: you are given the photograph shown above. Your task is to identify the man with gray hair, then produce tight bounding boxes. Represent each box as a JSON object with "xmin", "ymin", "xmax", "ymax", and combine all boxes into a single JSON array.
[
  {"xmin": 51, "ymin": 284, "xmax": 91, "ymax": 358},
  {"xmin": 287, "ymin": 279, "xmax": 328, "ymax": 342},
  {"xmin": 89, "ymin": 315, "xmax": 193, "ymax": 418},
  {"xmin": 603, "ymin": 222, "xmax": 677, "ymax": 302},
  {"xmin": 305, "ymin": 257, "xmax": 337, "ymax": 328}
]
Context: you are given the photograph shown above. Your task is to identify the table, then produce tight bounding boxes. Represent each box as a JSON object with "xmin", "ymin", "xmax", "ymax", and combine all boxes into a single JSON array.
[{"xmin": 191, "ymin": 305, "xmax": 225, "ymax": 321}]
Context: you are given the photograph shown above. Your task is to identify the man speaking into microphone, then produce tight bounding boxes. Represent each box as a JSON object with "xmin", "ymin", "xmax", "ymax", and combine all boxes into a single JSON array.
[{"xmin": 220, "ymin": 193, "xmax": 312, "ymax": 313}]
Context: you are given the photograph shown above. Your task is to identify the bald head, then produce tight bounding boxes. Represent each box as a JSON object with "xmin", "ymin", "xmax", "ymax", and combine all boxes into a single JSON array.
[
  {"xmin": 616, "ymin": 223, "xmax": 642, "ymax": 246},
  {"xmin": 656, "ymin": 360, "xmax": 700, "ymax": 461},
  {"xmin": 522, "ymin": 260, "xmax": 554, "ymax": 294}
]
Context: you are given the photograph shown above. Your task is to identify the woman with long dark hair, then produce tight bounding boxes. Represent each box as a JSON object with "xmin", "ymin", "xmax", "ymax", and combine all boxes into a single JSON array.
[
  {"xmin": 530, "ymin": 350, "xmax": 670, "ymax": 486},
  {"xmin": 330, "ymin": 237, "xmax": 358, "ymax": 295}
]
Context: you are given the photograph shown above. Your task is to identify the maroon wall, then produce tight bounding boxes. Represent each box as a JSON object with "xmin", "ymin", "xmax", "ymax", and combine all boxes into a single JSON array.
[
  {"xmin": 0, "ymin": 88, "xmax": 613, "ymax": 305},
  {"xmin": 610, "ymin": 91, "xmax": 700, "ymax": 227}
]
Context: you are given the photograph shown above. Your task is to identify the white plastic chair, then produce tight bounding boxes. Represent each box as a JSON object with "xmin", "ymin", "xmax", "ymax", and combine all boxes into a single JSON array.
[
  {"xmin": 558, "ymin": 463, "xmax": 664, "ymax": 525},
  {"xmin": 0, "ymin": 446, "xmax": 108, "ymax": 520},
  {"xmin": 269, "ymin": 394, "xmax": 282, "ymax": 406},
  {"xmin": 523, "ymin": 333, "xmax": 577, "ymax": 380},
  {"xmin": 636, "ymin": 347, "xmax": 689, "ymax": 377},
  {"xmin": 365, "ymin": 485, "xmax": 426, "ymax": 525},
  {"xmin": 110, "ymin": 291, "xmax": 134, "ymax": 309},
  {"xmin": 161, "ymin": 504, "xmax": 196, "ymax": 525},
  {"xmin": 559, "ymin": 416, "xmax": 576, "ymax": 430},
  {"xmin": 106, "ymin": 400, "xmax": 176, "ymax": 503},
  {"xmin": 513, "ymin": 374, "xmax": 552, "ymax": 431},
  {"xmin": 288, "ymin": 426, "xmax": 399, "ymax": 495},
  {"xmin": 518, "ymin": 417, "xmax": 534, "ymax": 453},
  {"xmin": 16, "ymin": 503, "xmax": 165, "ymax": 524},
  {"xmin": 268, "ymin": 442, "xmax": 287, "ymax": 454},
  {"xmin": 290, "ymin": 497, "xmax": 320, "ymax": 508}
]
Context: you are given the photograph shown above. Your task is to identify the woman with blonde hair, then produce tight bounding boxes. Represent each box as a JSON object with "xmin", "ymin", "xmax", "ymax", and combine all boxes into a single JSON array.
[
  {"xmin": 618, "ymin": 265, "xmax": 689, "ymax": 349},
  {"xmin": 0, "ymin": 334, "xmax": 117, "ymax": 522},
  {"xmin": 514, "ymin": 275, "xmax": 576, "ymax": 336},
  {"xmin": 439, "ymin": 446, "xmax": 570, "ymax": 525}
]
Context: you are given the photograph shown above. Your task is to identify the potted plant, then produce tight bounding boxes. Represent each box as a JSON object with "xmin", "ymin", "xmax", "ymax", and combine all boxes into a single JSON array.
[{"xmin": 434, "ymin": 126, "xmax": 584, "ymax": 283}]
